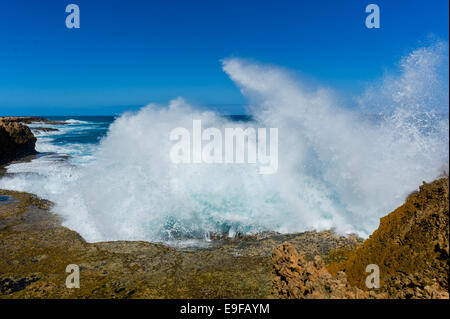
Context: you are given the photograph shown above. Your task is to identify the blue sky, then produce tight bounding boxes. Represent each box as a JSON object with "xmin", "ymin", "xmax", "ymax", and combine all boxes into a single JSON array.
[{"xmin": 0, "ymin": 0, "xmax": 448, "ymax": 115}]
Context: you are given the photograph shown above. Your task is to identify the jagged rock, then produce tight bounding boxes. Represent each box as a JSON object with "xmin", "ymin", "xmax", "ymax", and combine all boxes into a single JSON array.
[
  {"xmin": 0, "ymin": 118, "xmax": 37, "ymax": 165},
  {"xmin": 273, "ymin": 177, "xmax": 449, "ymax": 299},
  {"xmin": 272, "ymin": 242, "xmax": 384, "ymax": 298},
  {"xmin": 327, "ymin": 177, "xmax": 449, "ymax": 299}
]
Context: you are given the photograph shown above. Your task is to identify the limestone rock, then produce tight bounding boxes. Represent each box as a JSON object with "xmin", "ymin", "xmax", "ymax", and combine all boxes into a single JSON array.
[
  {"xmin": 272, "ymin": 242, "xmax": 383, "ymax": 298},
  {"xmin": 273, "ymin": 177, "xmax": 449, "ymax": 299},
  {"xmin": 0, "ymin": 118, "xmax": 37, "ymax": 165}
]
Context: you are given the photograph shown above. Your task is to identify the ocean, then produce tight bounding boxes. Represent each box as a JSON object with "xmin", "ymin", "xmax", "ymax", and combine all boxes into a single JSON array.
[
  {"xmin": 29, "ymin": 115, "xmax": 252, "ymax": 164},
  {"xmin": 0, "ymin": 47, "xmax": 448, "ymax": 245}
]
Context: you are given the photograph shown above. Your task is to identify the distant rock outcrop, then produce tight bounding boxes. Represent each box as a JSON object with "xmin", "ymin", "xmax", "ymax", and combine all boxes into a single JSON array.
[
  {"xmin": 32, "ymin": 127, "xmax": 59, "ymax": 133},
  {"xmin": 273, "ymin": 177, "xmax": 449, "ymax": 299},
  {"xmin": 0, "ymin": 117, "xmax": 64, "ymax": 125},
  {"xmin": 0, "ymin": 118, "xmax": 37, "ymax": 166}
]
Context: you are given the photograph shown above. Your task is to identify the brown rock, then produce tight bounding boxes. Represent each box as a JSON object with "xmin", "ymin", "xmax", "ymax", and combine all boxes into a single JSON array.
[
  {"xmin": 327, "ymin": 177, "xmax": 449, "ymax": 299},
  {"xmin": 0, "ymin": 189, "xmax": 364, "ymax": 299},
  {"xmin": 272, "ymin": 177, "xmax": 449, "ymax": 299},
  {"xmin": 0, "ymin": 119, "xmax": 37, "ymax": 165},
  {"xmin": 272, "ymin": 242, "xmax": 384, "ymax": 298}
]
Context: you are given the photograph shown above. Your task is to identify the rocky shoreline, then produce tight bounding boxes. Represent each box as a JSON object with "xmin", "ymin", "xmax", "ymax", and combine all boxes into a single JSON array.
[
  {"xmin": 0, "ymin": 117, "xmax": 38, "ymax": 166},
  {"xmin": 0, "ymin": 189, "xmax": 362, "ymax": 298},
  {"xmin": 0, "ymin": 117, "xmax": 448, "ymax": 299},
  {"xmin": 272, "ymin": 177, "xmax": 449, "ymax": 299}
]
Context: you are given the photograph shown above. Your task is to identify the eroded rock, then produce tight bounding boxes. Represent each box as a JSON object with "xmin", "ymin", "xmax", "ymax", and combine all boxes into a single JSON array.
[
  {"xmin": 273, "ymin": 177, "xmax": 449, "ymax": 299},
  {"xmin": 0, "ymin": 118, "xmax": 37, "ymax": 165},
  {"xmin": 272, "ymin": 242, "xmax": 383, "ymax": 298}
]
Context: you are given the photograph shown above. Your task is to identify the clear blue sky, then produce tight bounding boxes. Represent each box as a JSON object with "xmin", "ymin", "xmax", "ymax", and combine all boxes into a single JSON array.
[{"xmin": 0, "ymin": 0, "xmax": 448, "ymax": 115}]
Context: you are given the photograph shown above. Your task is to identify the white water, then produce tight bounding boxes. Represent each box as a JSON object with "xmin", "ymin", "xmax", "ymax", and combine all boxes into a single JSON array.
[{"xmin": 1, "ymin": 42, "xmax": 448, "ymax": 243}]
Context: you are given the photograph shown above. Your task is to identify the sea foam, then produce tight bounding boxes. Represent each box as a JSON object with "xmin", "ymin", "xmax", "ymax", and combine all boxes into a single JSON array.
[{"xmin": 1, "ymin": 42, "xmax": 448, "ymax": 243}]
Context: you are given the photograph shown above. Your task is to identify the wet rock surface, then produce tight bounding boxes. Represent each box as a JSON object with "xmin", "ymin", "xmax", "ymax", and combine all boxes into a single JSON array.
[{"xmin": 0, "ymin": 189, "xmax": 359, "ymax": 299}]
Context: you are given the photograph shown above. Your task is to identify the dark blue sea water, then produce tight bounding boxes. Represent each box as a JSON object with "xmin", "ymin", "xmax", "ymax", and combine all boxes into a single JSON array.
[
  {"xmin": 45, "ymin": 116, "xmax": 115, "ymax": 144},
  {"xmin": 29, "ymin": 115, "xmax": 253, "ymax": 161},
  {"xmin": 21, "ymin": 116, "xmax": 116, "ymax": 164}
]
